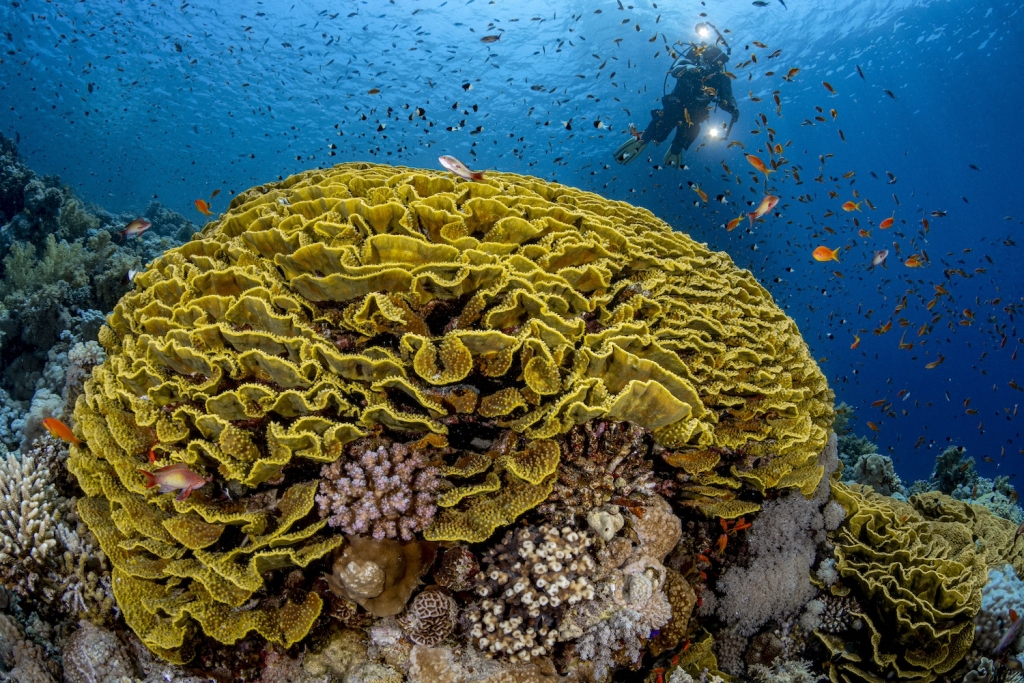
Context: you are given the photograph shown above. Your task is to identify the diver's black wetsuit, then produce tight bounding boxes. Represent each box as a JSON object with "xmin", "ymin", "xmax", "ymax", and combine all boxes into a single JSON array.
[{"xmin": 643, "ymin": 63, "xmax": 739, "ymax": 154}]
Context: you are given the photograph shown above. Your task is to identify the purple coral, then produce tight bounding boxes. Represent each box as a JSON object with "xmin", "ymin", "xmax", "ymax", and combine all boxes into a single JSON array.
[{"xmin": 317, "ymin": 437, "xmax": 440, "ymax": 541}]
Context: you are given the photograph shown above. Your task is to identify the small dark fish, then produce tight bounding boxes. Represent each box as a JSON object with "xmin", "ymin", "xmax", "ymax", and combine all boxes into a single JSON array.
[
  {"xmin": 856, "ymin": 65, "xmax": 865, "ymax": 80},
  {"xmin": 969, "ymin": 164, "xmax": 980, "ymax": 171},
  {"xmin": 752, "ymin": 1, "xmax": 769, "ymax": 5},
  {"xmin": 530, "ymin": 84, "xmax": 545, "ymax": 91},
  {"xmin": 884, "ymin": 89, "xmax": 898, "ymax": 100},
  {"xmin": 480, "ymin": 34, "xmax": 501, "ymax": 43},
  {"xmin": 777, "ymin": 0, "xmax": 787, "ymax": 8}
]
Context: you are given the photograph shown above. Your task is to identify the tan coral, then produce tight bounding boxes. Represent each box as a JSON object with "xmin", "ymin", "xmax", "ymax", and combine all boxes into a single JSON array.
[{"xmin": 326, "ymin": 536, "xmax": 434, "ymax": 617}]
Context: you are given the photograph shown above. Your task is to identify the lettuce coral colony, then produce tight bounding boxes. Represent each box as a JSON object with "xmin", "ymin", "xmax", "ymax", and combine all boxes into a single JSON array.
[{"xmin": 65, "ymin": 162, "xmax": 834, "ymax": 669}]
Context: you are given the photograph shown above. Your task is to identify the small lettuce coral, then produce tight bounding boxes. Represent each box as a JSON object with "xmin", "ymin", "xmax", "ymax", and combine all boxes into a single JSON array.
[{"xmin": 824, "ymin": 482, "xmax": 993, "ymax": 681}]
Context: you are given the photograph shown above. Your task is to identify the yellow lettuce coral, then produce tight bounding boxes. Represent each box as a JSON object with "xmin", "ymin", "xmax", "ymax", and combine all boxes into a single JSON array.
[
  {"xmin": 823, "ymin": 482, "xmax": 989, "ymax": 682},
  {"xmin": 69, "ymin": 162, "xmax": 832, "ymax": 658}
]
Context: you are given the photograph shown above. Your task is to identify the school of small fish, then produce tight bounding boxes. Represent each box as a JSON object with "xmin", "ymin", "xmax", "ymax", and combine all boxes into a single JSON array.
[{"xmin": 5, "ymin": 0, "xmax": 1019, "ymax": 473}]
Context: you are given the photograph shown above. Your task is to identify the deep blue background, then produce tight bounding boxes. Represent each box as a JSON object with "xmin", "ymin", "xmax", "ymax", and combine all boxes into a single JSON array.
[{"xmin": 1, "ymin": 0, "xmax": 1022, "ymax": 485}]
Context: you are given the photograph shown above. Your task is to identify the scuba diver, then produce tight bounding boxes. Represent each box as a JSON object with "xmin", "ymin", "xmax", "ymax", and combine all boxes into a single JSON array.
[{"xmin": 614, "ymin": 22, "xmax": 740, "ymax": 168}]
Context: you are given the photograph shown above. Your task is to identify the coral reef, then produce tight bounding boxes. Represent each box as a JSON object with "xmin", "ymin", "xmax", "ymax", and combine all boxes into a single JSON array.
[
  {"xmin": 713, "ymin": 489, "xmax": 821, "ymax": 636},
  {"xmin": 398, "ymin": 587, "xmax": 458, "ymax": 646},
  {"xmin": 909, "ymin": 445, "xmax": 1024, "ymax": 525},
  {"xmin": 64, "ymin": 161, "xmax": 833, "ymax": 663},
  {"xmin": 536, "ymin": 420, "xmax": 659, "ymax": 524},
  {"xmin": 326, "ymin": 536, "xmax": 434, "ymax": 617},
  {"xmin": 822, "ymin": 482, "xmax": 1002, "ymax": 681},
  {"xmin": 0, "ymin": 448, "xmax": 62, "ymax": 594},
  {"xmin": 61, "ymin": 621, "xmax": 135, "ymax": 683},
  {"xmin": 0, "ymin": 612, "xmax": 57, "ymax": 683},
  {"xmin": 463, "ymin": 523, "xmax": 597, "ymax": 660},
  {"xmin": 973, "ymin": 564, "xmax": 1024, "ymax": 655},
  {"xmin": 847, "ymin": 452, "xmax": 906, "ymax": 498},
  {"xmin": 434, "ymin": 546, "xmax": 479, "ymax": 593},
  {"xmin": 713, "ymin": 435, "xmax": 837, "ymax": 639},
  {"xmin": 317, "ymin": 435, "xmax": 441, "ymax": 541},
  {"xmin": 0, "ymin": 133, "xmax": 193, "ymax": 455}
]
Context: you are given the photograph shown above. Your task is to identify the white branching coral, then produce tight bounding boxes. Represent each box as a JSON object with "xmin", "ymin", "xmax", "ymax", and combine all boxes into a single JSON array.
[{"xmin": 0, "ymin": 449, "xmax": 61, "ymax": 591}]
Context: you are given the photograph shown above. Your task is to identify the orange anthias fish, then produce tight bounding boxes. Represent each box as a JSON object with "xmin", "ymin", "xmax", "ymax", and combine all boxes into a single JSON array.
[
  {"xmin": 747, "ymin": 195, "xmax": 780, "ymax": 228},
  {"xmin": 42, "ymin": 417, "xmax": 82, "ymax": 446},
  {"xmin": 725, "ymin": 215, "xmax": 745, "ymax": 232},
  {"xmin": 879, "ymin": 214, "xmax": 895, "ymax": 229},
  {"xmin": 822, "ymin": 81, "xmax": 837, "ymax": 95},
  {"xmin": 813, "ymin": 246, "xmax": 840, "ymax": 262},
  {"xmin": 439, "ymin": 154, "xmax": 485, "ymax": 181},
  {"xmin": 120, "ymin": 217, "xmax": 152, "ymax": 241},
  {"xmin": 745, "ymin": 153, "xmax": 774, "ymax": 180},
  {"xmin": 842, "ymin": 200, "xmax": 862, "ymax": 212},
  {"xmin": 904, "ymin": 254, "xmax": 924, "ymax": 268},
  {"xmin": 194, "ymin": 199, "xmax": 213, "ymax": 216},
  {"xmin": 139, "ymin": 463, "xmax": 212, "ymax": 501}
]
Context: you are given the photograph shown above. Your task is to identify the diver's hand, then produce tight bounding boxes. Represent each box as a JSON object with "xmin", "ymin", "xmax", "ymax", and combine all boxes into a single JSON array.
[
  {"xmin": 663, "ymin": 149, "xmax": 683, "ymax": 168},
  {"xmin": 614, "ymin": 137, "xmax": 648, "ymax": 165}
]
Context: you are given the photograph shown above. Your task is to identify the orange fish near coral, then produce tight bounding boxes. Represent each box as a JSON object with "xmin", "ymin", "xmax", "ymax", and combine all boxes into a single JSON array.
[
  {"xmin": 747, "ymin": 195, "xmax": 779, "ymax": 228},
  {"xmin": 813, "ymin": 246, "xmax": 840, "ymax": 262},
  {"xmin": 138, "ymin": 463, "xmax": 211, "ymax": 501},
  {"xmin": 42, "ymin": 417, "xmax": 82, "ymax": 446},
  {"xmin": 745, "ymin": 154, "xmax": 774, "ymax": 180},
  {"xmin": 715, "ymin": 533, "xmax": 728, "ymax": 555},
  {"xmin": 725, "ymin": 215, "xmax": 745, "ymax": 232},
  {"xmin": 119, "ymin": 217, "xmax": 151, "ymax": 241},
  {"xmin": 194, "ymin": 199, "xmax": 213, "ymax": 216}
]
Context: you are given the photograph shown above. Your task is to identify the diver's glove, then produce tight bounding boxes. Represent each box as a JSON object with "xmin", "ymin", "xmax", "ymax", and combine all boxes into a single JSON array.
[
  {"xmin": 663, "ymin": 148, "xmax": 683, "ymax": 168},
  {"xmin": 614, "ymin": 137, "xmax": 648, "ymax": 165}
]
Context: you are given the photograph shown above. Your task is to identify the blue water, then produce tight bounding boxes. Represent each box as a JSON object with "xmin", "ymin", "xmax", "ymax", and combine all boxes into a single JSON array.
[{"xmin": 2, "ymin": 0, "xmax": 1022, "ymax": 485}]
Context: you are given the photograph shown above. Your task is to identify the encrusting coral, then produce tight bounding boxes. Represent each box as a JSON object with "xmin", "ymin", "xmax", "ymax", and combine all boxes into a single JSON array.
[
  {"xmin": 64, "ymin": 161, "xmax": 833, "ymax": 662},
  {"xmin": 326, "ymin": 535, "xmax": 434, "ymax": 617}
]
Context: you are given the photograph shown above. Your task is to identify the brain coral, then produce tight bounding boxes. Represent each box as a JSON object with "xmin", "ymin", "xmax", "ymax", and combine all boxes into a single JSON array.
[{"xmin": 67, "ymin": 162, "xmax": 832, "ymax": 661}]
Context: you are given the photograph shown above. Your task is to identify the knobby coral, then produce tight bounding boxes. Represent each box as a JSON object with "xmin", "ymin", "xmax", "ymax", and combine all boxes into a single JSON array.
[
  {"xmin": 316, "ymin": 434, "xmax": 441, "ymax": 540},
  {"xmin": 66, "ymin": 161, "xmax": 832, "ymax": 661}
]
